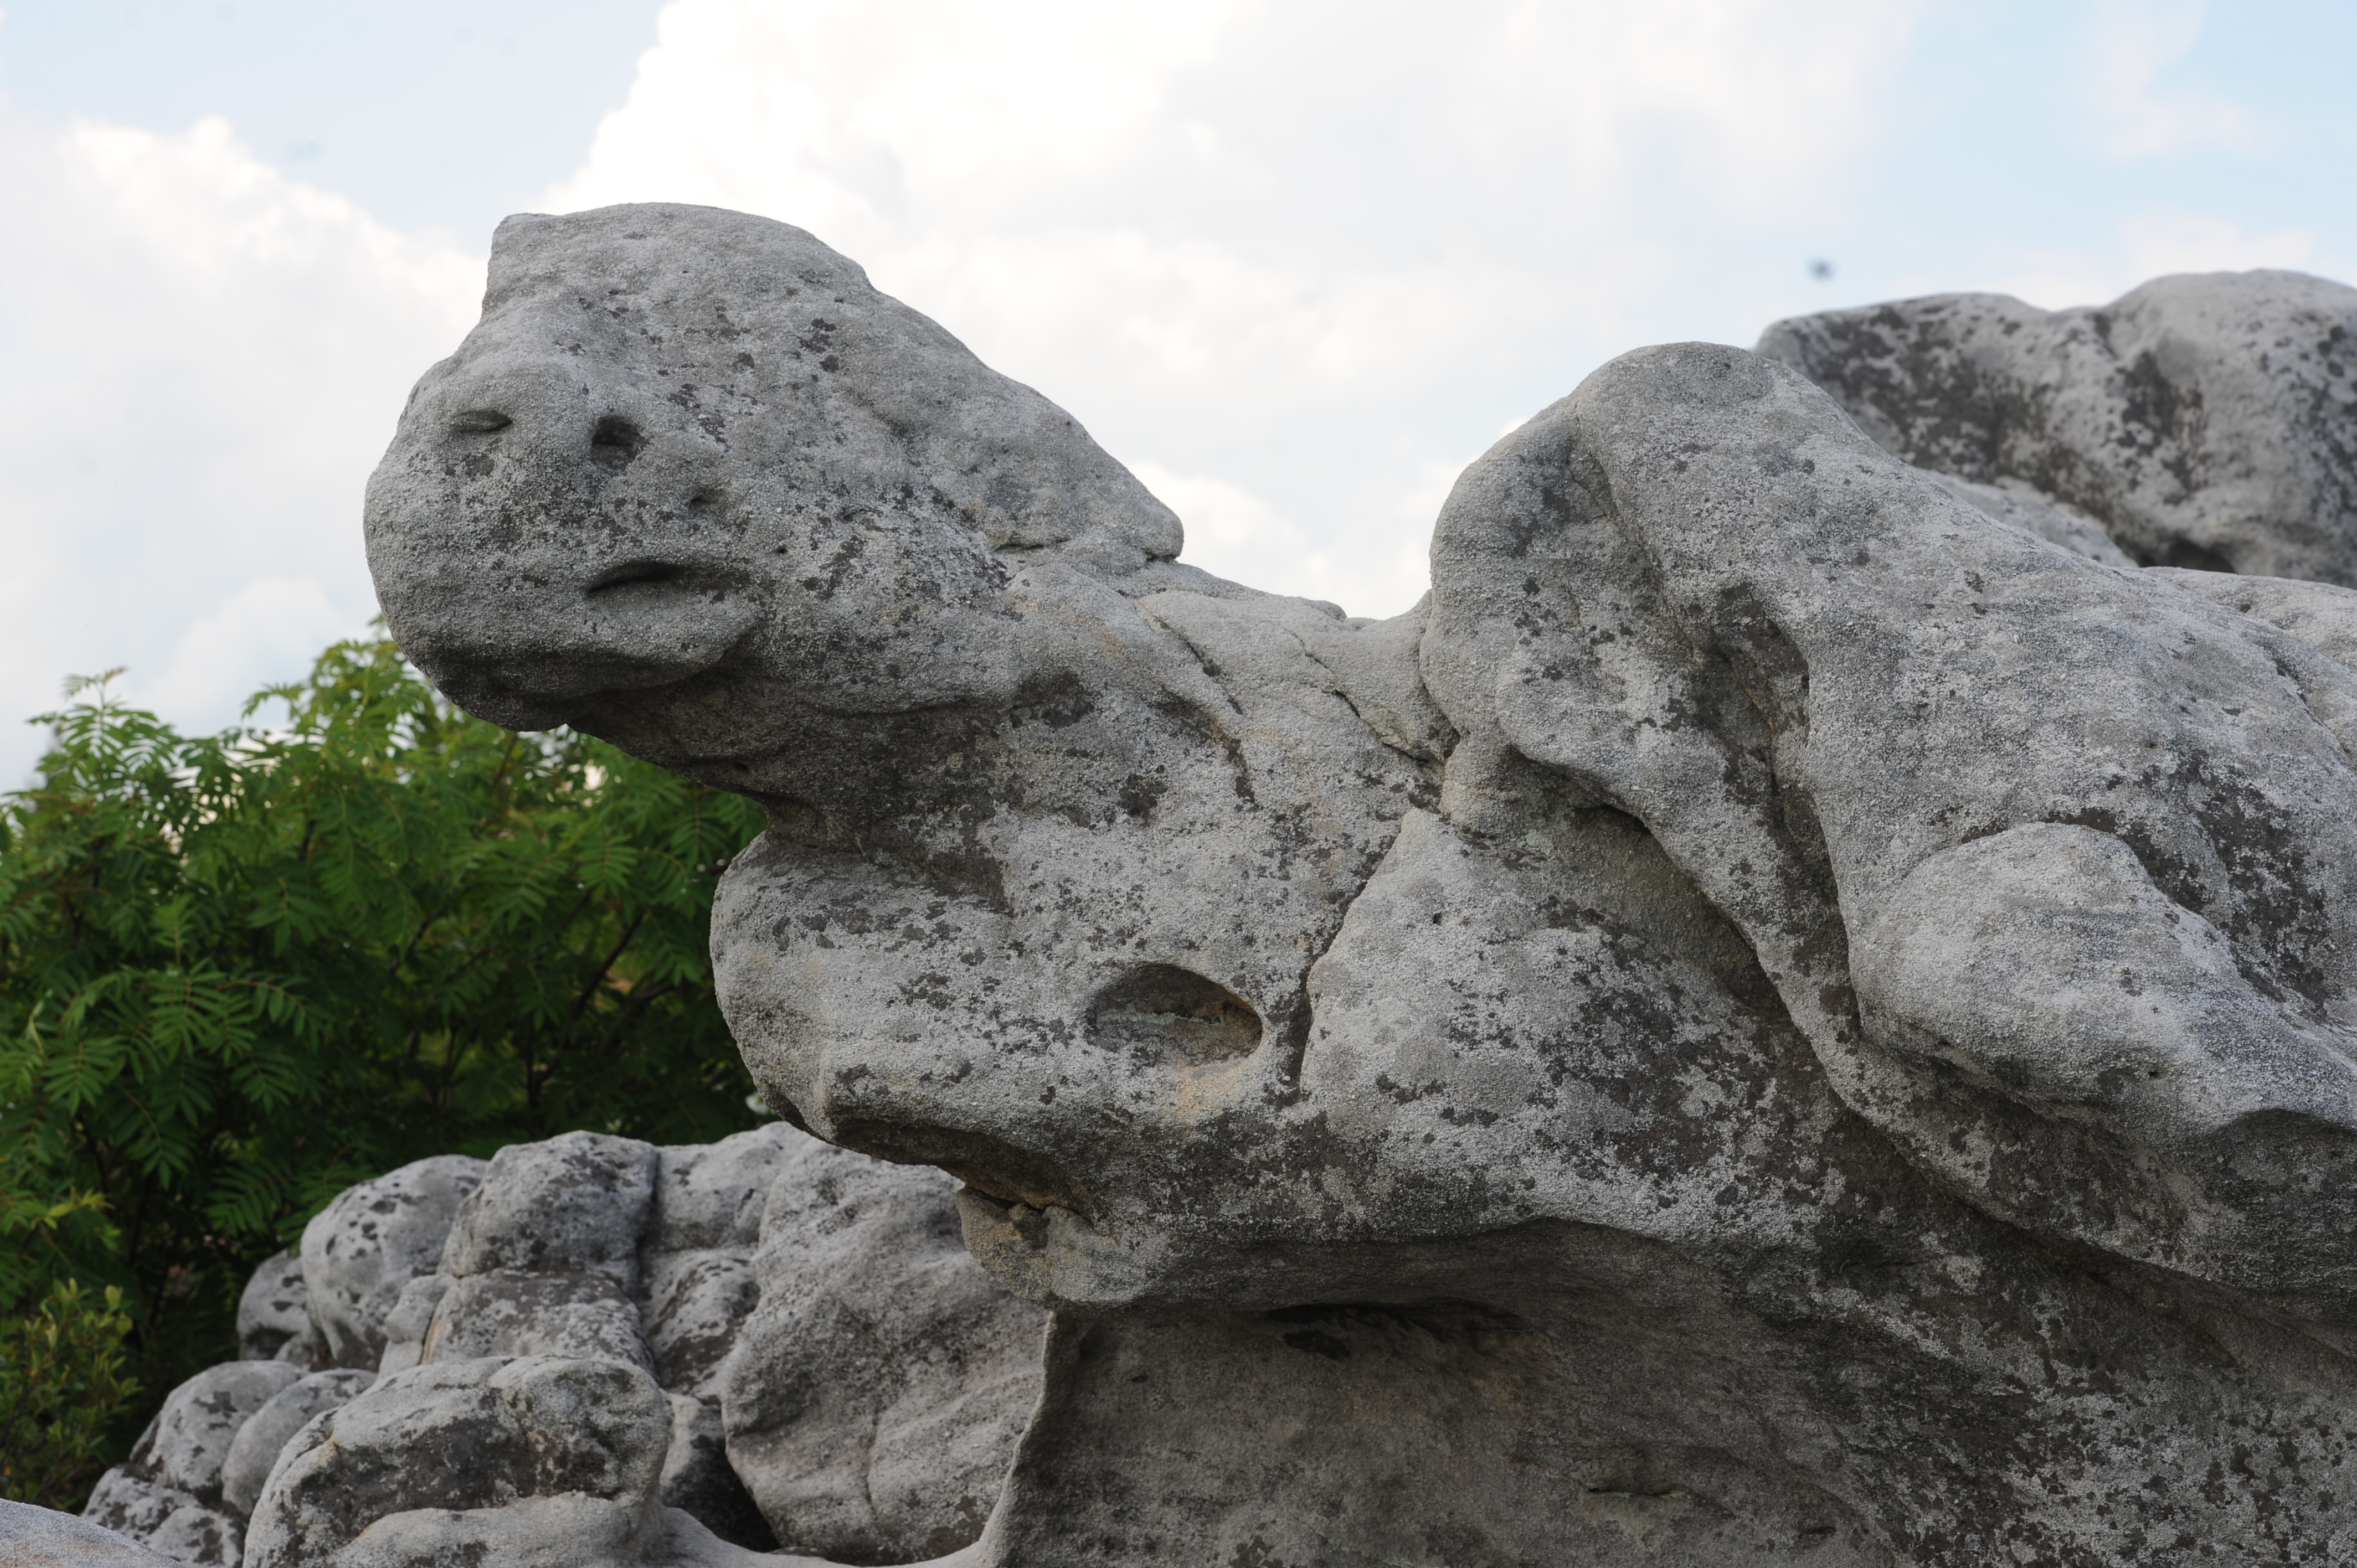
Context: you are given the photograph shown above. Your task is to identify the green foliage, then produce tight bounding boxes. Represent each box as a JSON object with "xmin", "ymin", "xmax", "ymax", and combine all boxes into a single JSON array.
[
  {"xmin": 0, "ymin": 1278, "xmax": 140, "ymax": 1509},
  {"xmin": 0, "ymin": 639, "xmax": 766, "ymax": 1473}
]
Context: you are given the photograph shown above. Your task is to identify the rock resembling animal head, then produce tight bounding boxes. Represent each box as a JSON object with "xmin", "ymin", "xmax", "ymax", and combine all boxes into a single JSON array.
[
  {"xmin": 369, "ymin": 204, "xmax": 1473, "ymax": 1309},
  {"xmin": 367, "ymin": 202, "xmax": 1180, "ymax": 812}
]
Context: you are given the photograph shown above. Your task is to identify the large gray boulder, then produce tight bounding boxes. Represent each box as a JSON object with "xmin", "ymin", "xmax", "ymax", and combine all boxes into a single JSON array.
[
  {"xmin": 414, "ymin": 1131, "xmax": 659, "ymax": 1371},
  {"xmin": 720, "ymin": 1131, "xmax": 1043, "ymax": 1561},
  {"xmin": 239, "ymin": 1356, "xmax": 652, "ymax": 1567},
  {"xmin": 297, "ymin": 1156, "xmax": 484, "ymax": 1370},
  {"xmin": 219, "ymin": 1373, "xmax": 376, "ymax": 1518},
  {"xmin": 1757, "ymin": 270, "xmax": 2357, "ymax": 581},
  {"xmin": 358, "ymin": 202, "xmax": 2357, "ymax": 1564}
]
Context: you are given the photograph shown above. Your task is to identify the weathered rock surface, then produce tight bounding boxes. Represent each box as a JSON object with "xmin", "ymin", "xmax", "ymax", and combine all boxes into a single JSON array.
[
  {"xmin": 220, "ymin": 1372, "xmax": 375, "ymax": 1518},
  {"xmin": 298, "ymin": 1156, "xmax": 484, "ymax": 1370},
  {"xmin": 721, "ymin": 1132, "xmax": 1042, "ymax": 1562},
  {"xmin": 234, "ymin": 1253, "xmax": 307, "ymax": 1364},
  {"xmin": 417, "ymin": 1132, "xmax": 659, "ymax": 1371},
  {"xmin": 91, "ymin": 1122, "xmax": 1036, "ymax": 1566},
  {"xmin": 81, "ymin": 1360, "xmax": 305, "ymax": 1565},
  {"xmin": 641, "ymin": 1128, "xmax": 797, "ymax": 1547},
  {"xmin": 355, "ymin": 203, "xmax": 2357, "ymax": 1564},
  {"xmin": 0, "ymin": 1500, "xmax": 176, "ymax": 1567},
  {"xmin": 243, "ymin": 1355, "xmax": 672, "ymax": 1567},
  {"xmin": 1916, "ymin": 467, "xmax": 2137, "ymax": 567},
  {"xmin": 1758, "ymin": 270, "xmax": 2357, "ymax": 580}
]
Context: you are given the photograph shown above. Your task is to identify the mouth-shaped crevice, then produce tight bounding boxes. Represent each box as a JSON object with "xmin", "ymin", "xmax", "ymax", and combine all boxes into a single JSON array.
[
  {"xmin": 1087, "ymin": 965, "xmax": 1264, "ymax": 1069},
  {"xmin": 585, "ymin": 559, "xmax": 688, "ymax": 595},
  {"xmin": 449, "ymin": 409, "xmax": 511, "ymax": 434},
  {"xmin": 830, "ymin": 1118, "xmax": 1095, "ymax": 1222},
  {"xmin": 590, "ymin": 415, "xmax": 646, "ymax": 473}
]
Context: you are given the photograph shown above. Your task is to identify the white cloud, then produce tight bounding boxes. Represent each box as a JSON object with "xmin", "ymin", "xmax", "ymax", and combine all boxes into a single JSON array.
[
  {"xmin": 541, "ymin": 0, "xmax": 1931, "ymax": 617},
  {"xmin": 2119, "ymin": 209, "xmax": 2317, "ymax": 279},
  {"xmin": 1128, "ymin": 461, "xmax": 1426, "ymax": 620},
  {"xmin": 1985, "ymin": 209, "xmax": 2322, "ymax": 313},
  {"xmin": 2082, "ymin": 0, "xmax": 2263, "ymax": 161},
  {"xmin": 0, "ymin": 107, "xmax": 482, "ymax": 780},
  {"xmin": 134, "ymin": 575, "xmax": 372, "ymax": 731}
]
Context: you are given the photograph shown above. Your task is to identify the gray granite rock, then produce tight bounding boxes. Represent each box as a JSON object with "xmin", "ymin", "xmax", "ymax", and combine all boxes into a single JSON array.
[
  {"xmin": 234, "ymin": 1254, "xmax": 307, "ymax": 1364},
  {"xmin": 655, "ymin": 1392, "xmax": 764, "ymax": 1555},
  {"xmin": 0, "ymin": 1500, "xmax": 177, "ymax": 1566},
  {"xmin": 126, "ymin": 1117, "xmax": 1017, "ymax": 1562},
  {"xmin": 647, "ymin": 1125, "xmax": 796, "ymax": 1255},
  {"xmin": 359, "ymin": 203, "xmax": 2357, "ymax": 1563},
  {"xmin": 83, "ymin": 1359, "xmax": 305, "ymax": 1564},
  {"xmin": 1916, "ymin": 467, "xmax": 2137, "ymax": 568},
  {"xmin": 640, "ymin": 1125, "xmax": 834, "ymax": 1551},
  {"xmin": 111, "ymin": 1361, "xmax": 303, "ymax": 1504},
  {"xmin": 1758, "ymin": 270, "xmax": 2357, "ymax": 582},
  {"xmin": 719, "ymin": 1130, "xmax": 1043, "ymax": 1561},
  {"xmin": 76, "ymin": 1477, "xmax": 243, "ymax": 1568},
  {"xmin": 442, "ymin": 1131, "xmax": 657, "ymax": 1287},
  {"xmin": 241, "ymin": 1355, "xmax": 672, "ymax": 1567},
  {"xmin": 219, "ymin": 1372, "xmax": 376, "ymax": 1518},
  {"xmin": 411, "ymin": 1132, "xmax": 659, "ymax": 1373},
  {"xmin": 299, "ymin": 1156, "xmax": 484, "ymax": 1370},
  {"xmin": 2154, "ymin": 564, "xmax": 2357, "ymax": 666}
]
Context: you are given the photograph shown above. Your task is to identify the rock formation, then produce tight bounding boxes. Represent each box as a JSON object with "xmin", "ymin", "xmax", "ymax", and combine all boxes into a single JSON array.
[
  {"xmin": 1756, "ymin": 272, "xmax": 2357, "ymax": 580},
  {"xmin": 75, "ymin": 1123, "xmax": 1041, "ymax": 1566},
  {"xmin": 48, "ymin": 205, "xmax": 2357, "ymax": 1565}
]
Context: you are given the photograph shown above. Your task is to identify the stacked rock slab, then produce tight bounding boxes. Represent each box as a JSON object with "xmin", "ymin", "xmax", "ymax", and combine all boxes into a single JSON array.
[
  {"xmin": 80, "ymin": 1123, "xmax": 1042, "ymax": 1566},
  {"xmin": 354, "ymin": 203, "xmax": 2357, "ymax": 1565},
  {"xmin": 1756, "ymin": 271, "xmax": 2357, "ymax": 581}
]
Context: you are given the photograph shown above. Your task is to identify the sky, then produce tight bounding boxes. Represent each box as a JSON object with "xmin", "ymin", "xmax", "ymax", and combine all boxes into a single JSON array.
[{"xmin": 1, "ymin": 0, "xmax": 2353, "ymax": 782}]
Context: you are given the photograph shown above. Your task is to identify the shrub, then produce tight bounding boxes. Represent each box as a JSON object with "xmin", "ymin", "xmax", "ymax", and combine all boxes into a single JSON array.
[
  {"xmin": 0, "ymin": 639, "xmax": 765, "ymax": 1488},
  {"xmin": 0, "ymin": 1277, "xmax": 141, "ymax": 1509}
]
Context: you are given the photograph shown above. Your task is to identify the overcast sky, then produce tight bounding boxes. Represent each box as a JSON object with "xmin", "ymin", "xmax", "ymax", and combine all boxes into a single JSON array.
[{"xmin": 2, "ymin": 0, "xmax": 2353, "ymax": 781}]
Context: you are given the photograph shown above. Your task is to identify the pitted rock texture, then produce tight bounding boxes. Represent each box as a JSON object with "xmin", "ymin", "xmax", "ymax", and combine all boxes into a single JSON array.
[
  {"xmin": 240, "ymin": 1355, "xmax": 676, "ymax": 1568},
  {"xmin": 297, "ymin": 1156, "xmax": 484, "ymax": 1370},
  {"xmin": 1758, "ymin": 270, "xmax": 2357, "ymax": 581},
  {"xmin": 91, "ymin": 1123, "xmax": 1035, "ymax": 1566},
  {"xmin": 721, "ymin": 1132, "xmax": 1043, "ymax": 1562},
  {"xmin": 82, "ymin": 1360, "xmax": 302, "ymax": 1565},
  {"xmin": 220, "ymin": 1373, "xmax": 375, "ymax": 1518},
  {"xmin": 1, "ymin": 1500, "xmax": 176, "ymax": 1566},
  {"xmin": 360, "ymin": 202, "xmax": 2357, "ymax": 1565},
  {"xmin": 234, "ymin": 1253, "xmax": 308, "ymax": 1364}
]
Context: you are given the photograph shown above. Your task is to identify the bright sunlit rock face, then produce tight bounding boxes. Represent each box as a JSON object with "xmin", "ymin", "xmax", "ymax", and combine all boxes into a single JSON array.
[{"xmin": 285, "ymin": 202, "xmax": 2357, "ymax": 1564}]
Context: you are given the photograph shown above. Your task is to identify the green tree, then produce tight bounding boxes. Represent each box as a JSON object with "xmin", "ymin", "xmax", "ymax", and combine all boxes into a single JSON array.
[{"xmin": 0, "ymin": 638, "xmax": 765, "ymax": 1469}]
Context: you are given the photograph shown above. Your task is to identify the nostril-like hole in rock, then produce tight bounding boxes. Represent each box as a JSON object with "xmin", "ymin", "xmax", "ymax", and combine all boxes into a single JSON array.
[
  {"xmin": 590, "ymin": 415, "xmax": 645, "ymax": 472},
  {"xmin": 586, "ymin": 559, "xmax": 685, "ymax": 594},
  {"xmin": 687, "ymin": 490, "xmax": 721, "ymax": 514},
  {"xmin": 1087, "ymin": 964, "xmax": 1263, "ymax": 1069}
]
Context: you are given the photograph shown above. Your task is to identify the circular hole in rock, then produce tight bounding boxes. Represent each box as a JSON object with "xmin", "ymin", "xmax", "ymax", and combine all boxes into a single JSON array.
[
  {"xmin": 1086, "ymin": 964, "xmax": 1262, "ymax": 1069},
  {"xmin": 590, "ymin": 415, "xmax": 645, "ymax": 472}
]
